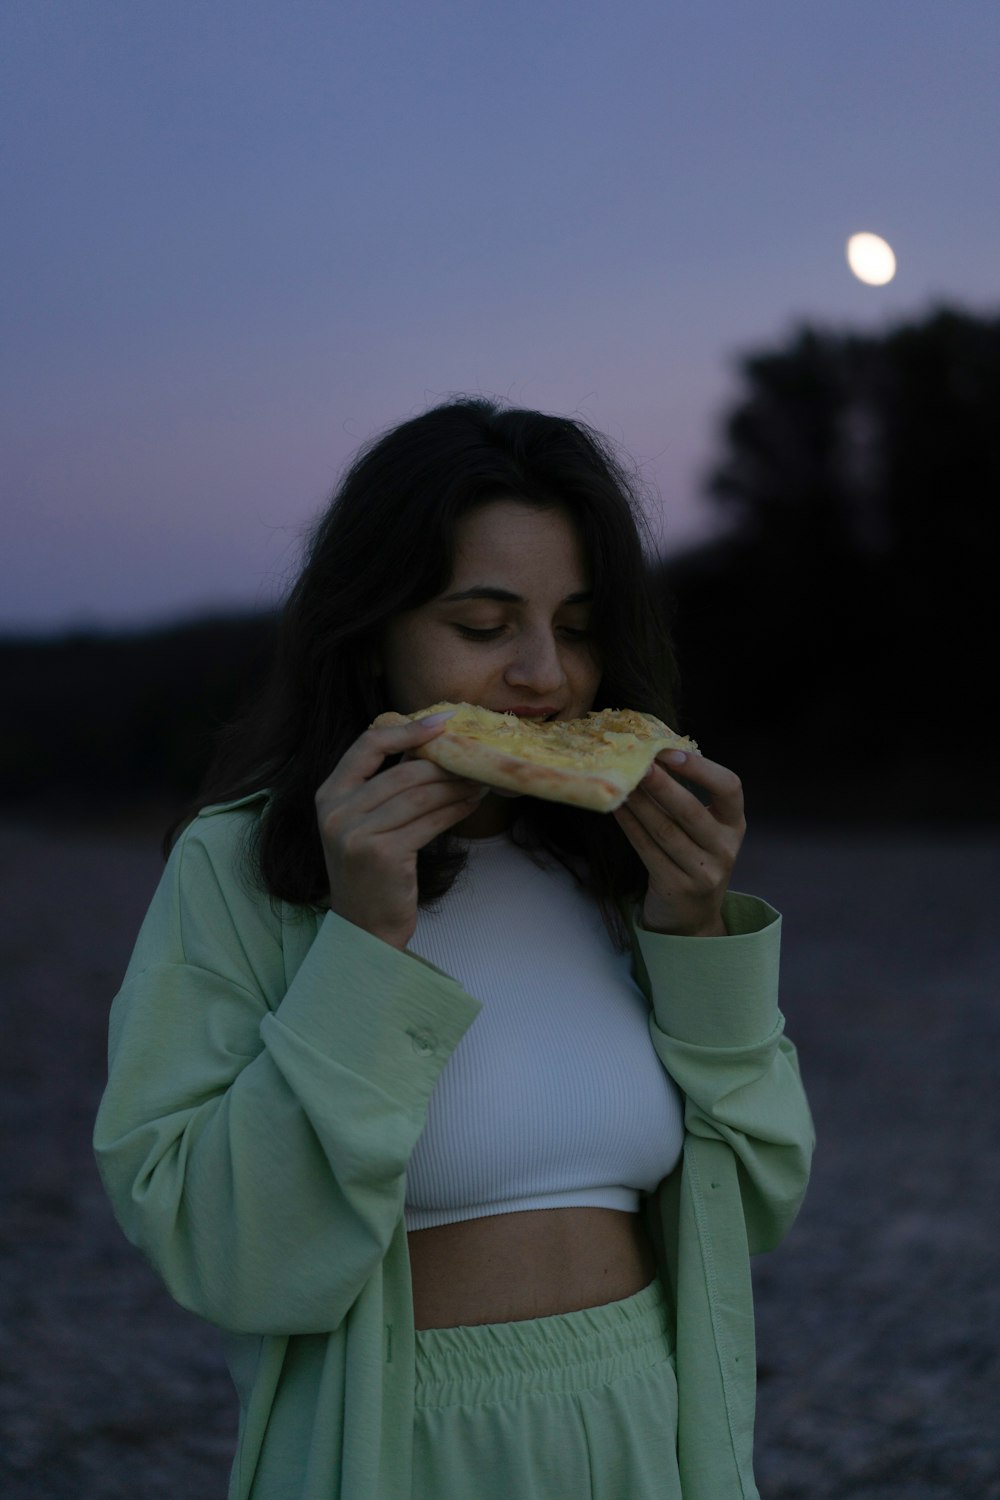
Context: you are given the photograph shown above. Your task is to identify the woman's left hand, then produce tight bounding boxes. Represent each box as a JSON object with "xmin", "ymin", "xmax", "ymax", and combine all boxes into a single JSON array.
[{"xmin": 612, "ymin": 750, "xmax": 746, "ymax": 937}]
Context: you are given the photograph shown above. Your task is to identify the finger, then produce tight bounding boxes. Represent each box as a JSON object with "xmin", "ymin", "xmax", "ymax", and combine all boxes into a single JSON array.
[
  {"xmin": 350, "ymin": 756, "xmax": 476, "ymax": 808},
  {"xmin": 614, "ymin": 800, "xmax": 700, "ymax": 883},
  {"xmin": 321, "ymin": 764, "xmax": 482, "ymax": 838},
  {"xmin": 324, "ymin": 714, "xmax": 457, "ymax": 790},
  {"xmin": 654, "ymin": 749, "xmax": 744, "ymax": 812},
  {"xmin": 394, "ymin": 787, "xmax": 493, "ymax": 849},
  {"xmin": 622, "ymin": 768, "xmax": 744, "ymax": 876},
  {"xmin": 632, "ymin": 766, "xmax": 723, "ymax": 846},
  {"xmin": 615, "ymin": 799, "xmax": 720, "ymax": 885},
  {"xmin": 349, "ymin": 776, "xmax": 486, "ymax": 840},
  {"xmin": 646, "ymin": 754, "xmax": 745, "ymax": 829}
]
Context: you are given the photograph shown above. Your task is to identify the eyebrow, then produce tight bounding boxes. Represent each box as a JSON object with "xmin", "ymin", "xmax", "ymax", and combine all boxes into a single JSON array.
[{"xmin": 440, "ymin": 587, "xmax": 593, "ymax": 605}]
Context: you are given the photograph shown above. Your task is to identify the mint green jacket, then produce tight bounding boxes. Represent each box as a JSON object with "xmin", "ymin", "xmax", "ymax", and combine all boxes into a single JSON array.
[{"xmin": 93, "ymin": 794, "xmax": 814, "ymax": 1500}]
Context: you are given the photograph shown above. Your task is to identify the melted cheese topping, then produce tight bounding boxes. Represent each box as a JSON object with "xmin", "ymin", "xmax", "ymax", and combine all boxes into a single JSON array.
[{"xmin": 411, "ymin": 702, "xmax": 695, "ymax": 771}]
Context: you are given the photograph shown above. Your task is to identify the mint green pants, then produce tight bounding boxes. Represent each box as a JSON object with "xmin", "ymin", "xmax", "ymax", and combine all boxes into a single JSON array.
[{"xmin": 411, "ymin": 1279, "xmax": 682, "ymax": 1499}]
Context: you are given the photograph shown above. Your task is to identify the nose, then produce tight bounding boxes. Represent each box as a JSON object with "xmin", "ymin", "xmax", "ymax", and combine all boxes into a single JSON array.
[{"xmin": 504, "ymin": 626, "xmax": 568, "ymax": 693}]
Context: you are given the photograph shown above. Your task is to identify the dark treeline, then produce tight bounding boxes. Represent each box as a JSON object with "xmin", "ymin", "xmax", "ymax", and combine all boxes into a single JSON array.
[
  {"xmin": 0, "ymin": 614, "xmax": 278, "ymax": 816},
  {"xmin": 2, "ymin": 305, "xmax": 996, "ymax": 824},
  {"xmin": 658, "ymin": 304, "xmax": 998, "ymax": 818}
]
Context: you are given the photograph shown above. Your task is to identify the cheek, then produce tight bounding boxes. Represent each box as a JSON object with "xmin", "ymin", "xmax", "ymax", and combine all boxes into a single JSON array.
[
  {"xmin": 573, "ymin": 649, "xmax": 603, "ymax": 701},
  {"xmin": 413, "ymin": 634, "xmax": 500, "ymax": 704}
]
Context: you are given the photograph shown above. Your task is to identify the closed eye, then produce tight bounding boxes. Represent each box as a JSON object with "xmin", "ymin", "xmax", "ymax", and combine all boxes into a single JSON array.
[{"xmin": 455, "ymin": 625, "xmax": 590, "ymax": 642}]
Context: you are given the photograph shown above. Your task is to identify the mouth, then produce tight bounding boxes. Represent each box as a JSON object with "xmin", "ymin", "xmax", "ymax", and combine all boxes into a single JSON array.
[{"xmin": 504, "ymin": 706, "xmax": 561, "ymax": 720}]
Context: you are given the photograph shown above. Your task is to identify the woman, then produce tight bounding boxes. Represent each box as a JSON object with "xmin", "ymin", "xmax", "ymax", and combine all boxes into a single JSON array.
[{"xmin": 94, "ymin": 398, "xmax": 814, "ymax": 1500}]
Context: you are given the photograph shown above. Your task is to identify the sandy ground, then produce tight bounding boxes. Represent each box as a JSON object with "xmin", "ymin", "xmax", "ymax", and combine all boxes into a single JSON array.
[{"xmin": 1, "ymin": 816, "xmax": 998, "ymax": 1499}]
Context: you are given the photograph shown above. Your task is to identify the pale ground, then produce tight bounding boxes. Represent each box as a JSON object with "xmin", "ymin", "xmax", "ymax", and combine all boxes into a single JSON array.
[{"xmin": 1, "ymin": 816, "xmax": 998, "ymax": 1499}]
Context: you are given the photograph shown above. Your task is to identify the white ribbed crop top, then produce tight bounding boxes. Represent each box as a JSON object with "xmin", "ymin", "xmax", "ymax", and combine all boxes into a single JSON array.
[{"xmin": 403, "ymin": 833, "xmax": 684, "ymax": 1230}]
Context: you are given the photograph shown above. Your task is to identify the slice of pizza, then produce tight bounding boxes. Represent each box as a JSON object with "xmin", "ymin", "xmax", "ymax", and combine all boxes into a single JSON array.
[{"xmin": 372, "ymin": 701, "xmax": 699, "ymax": 812}]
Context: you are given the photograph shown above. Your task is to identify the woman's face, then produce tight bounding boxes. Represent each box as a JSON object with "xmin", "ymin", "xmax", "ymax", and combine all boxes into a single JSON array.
[{"xmin": 378, "ymin": 499, "xmax": 602, "ymax": 723}]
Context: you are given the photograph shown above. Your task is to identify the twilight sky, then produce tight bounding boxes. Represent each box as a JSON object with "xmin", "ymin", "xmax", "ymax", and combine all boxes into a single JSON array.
[{"xmin": 3, "ymin": 0, "xmax": 998, "ymax": 633}]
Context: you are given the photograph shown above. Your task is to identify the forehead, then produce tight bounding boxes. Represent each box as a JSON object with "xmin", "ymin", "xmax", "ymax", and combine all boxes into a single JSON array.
[{"xmin": 449, "ymin": 500, "xmax": 589, "ymax": 586}]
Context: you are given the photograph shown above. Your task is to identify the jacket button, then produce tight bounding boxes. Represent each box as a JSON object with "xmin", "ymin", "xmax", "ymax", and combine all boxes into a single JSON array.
[{"xmin": 408, "ymin": 1030, "xmax": 436, "ymax": 1056}]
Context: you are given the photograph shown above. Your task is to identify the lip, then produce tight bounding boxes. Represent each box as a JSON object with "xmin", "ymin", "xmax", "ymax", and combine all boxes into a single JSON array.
[{"xmin": 502, "ymin": 706, "xmax": 561, "ymax": 718}]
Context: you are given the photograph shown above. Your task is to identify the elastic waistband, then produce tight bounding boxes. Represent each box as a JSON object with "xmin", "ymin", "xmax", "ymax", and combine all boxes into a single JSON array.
[{"xmin": 413, "ymin": 1278, "xmax": 672, "ymax": 1410}]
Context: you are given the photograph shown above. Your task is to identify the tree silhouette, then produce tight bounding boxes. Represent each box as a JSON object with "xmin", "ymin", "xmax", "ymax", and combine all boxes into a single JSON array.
[
  {"xmin": 661, "ymin": 306, "xmax": 1000, "ymax": 812},
  {"xmin": 710, "ymin": 326, "xmax": 865, "ymax": 556},
  {"xmin": 0, "ymin": 613, "xmax": 277, "ymax": 814}
]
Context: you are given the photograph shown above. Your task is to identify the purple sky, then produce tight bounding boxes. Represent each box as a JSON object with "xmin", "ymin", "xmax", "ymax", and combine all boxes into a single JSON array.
[{"xmin": 3, "ymin": 0, "xmax": 998, "ymax": 633}]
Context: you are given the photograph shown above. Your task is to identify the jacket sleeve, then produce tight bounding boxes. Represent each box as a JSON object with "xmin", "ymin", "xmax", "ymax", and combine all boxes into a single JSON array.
[
  {"xmin": 93, "ymin": 809, "xmax": 481, "ymax": 1336},
  {"xmin": 632, "ymin": 891, "xmax": 815, "ymax": 1253}
]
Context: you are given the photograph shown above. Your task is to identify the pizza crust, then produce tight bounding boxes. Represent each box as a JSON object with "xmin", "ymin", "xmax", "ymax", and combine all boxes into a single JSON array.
[{"xmin": 372, "ymin": 701, "xmax": 699, "ymax": 812}]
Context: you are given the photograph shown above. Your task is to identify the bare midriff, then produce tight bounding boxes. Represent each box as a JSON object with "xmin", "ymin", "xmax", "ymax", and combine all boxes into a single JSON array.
[{"xmin": 407, "ymin": 1207, "xmax": 658, "ymax": 1330}]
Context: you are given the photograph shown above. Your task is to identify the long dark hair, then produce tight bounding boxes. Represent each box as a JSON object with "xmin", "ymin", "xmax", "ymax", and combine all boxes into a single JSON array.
[{"xmin": 171, "ymin": 398, "xmax": 682, "ymax": 945}]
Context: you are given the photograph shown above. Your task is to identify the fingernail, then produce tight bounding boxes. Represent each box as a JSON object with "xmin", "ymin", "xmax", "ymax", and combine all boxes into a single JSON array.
[
  {"xmin": 667, "ymin": 750, "xmax": 688, "ymax": 766},
  {"xmin": 420, "ymin": 710, "xmax": 456, "ymax": 726}
]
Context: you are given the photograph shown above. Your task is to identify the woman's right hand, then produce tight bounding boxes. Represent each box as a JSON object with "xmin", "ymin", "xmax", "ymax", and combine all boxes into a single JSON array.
[{"xmin": 315, "ymin": 715, "xmax": 484, "ymax": 951}]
